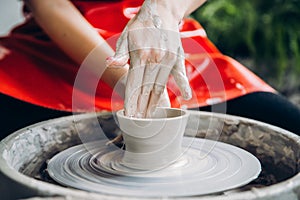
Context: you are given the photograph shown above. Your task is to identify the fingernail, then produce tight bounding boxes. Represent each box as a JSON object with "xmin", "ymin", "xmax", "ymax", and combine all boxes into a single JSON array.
[
  {"xmin": 105, "ymin": 56, "xmax": 115, "ymax": 67},
  {"xmin": 106, "ymin": 56, "xmax": 113, "ymax": 61}
]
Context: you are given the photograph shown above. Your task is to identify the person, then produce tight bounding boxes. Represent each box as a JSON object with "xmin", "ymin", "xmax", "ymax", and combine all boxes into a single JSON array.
[{"xmin": 0, "ymin": 0, "xmax": 300, "ymax": 140}]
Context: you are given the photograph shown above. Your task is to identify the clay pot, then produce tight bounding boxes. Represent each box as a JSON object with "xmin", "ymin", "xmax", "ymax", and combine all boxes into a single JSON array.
[{"xmin": 116, "ymin": 108, "xmax": 189, "ymax": 170}]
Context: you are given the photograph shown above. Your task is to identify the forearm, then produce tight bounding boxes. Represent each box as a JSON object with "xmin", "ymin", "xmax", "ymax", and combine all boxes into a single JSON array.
[
  {"xmin": 153, "ymin": 0, "xmax": 207, "ymax": 23},
  {"xmin": 181, "ymin": 0, "xmax": 207, "ymax": 17},
  {"xmin": 24, "ymin": 0, "xmax": 126, "ymax": 88}
]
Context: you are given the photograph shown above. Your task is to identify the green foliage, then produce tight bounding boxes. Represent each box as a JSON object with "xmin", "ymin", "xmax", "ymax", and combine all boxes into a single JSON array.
[{"xmin": 192, "ymin": 0, "xmax": 300, "ymax": 85}]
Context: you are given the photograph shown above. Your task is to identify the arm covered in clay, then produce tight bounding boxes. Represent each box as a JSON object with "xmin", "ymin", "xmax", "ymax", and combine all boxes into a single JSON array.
[
  {"xmin": 24, "ymin": 0, "xmax": 127, "ymax": 90},
  {"xmin": 107, "ymin": 0, "xmax": 207, "ymax": 118}
]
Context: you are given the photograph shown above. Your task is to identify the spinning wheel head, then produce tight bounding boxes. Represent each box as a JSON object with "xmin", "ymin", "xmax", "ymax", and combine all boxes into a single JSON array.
[{"xmin": 47, "ymin": 138, "xmax": 261, "ymax": 197}]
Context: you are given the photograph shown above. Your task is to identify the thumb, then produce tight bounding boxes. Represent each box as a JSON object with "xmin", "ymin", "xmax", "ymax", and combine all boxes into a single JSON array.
[{"xmin": 106, "ymin": 28, "xmax": 129, "ymax": 68}]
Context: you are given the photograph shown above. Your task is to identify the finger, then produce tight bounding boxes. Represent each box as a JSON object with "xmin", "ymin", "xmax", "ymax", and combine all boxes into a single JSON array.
[
  {"xmin": 106, "ymin": 28, "xmax": 130, "ymax": 68},
  {"xmin": 136, "ymin": 60, "xmax": 160, "ymax": 118},
  {"xmin": 146, "ymin": 83, "xmax": 166, "ymax": 118},
  {"xmin": 136, "ymin": 49, "xmax": 165, "ymax": 117},
  {"xmin": 154, "ymin": 53, "xmax": 176, "ymax": 86},
  {"xmin": 171, "ymin": 47, "xmax": 192, "ymax": 100},
  {"xmin": 124, "ymin": 54, "xmax": 145, "ymax": 117},
  {"xmin": 146, "ymin": 55, "xmax": 173, "ymax": 117},
  {"xmin": 137, "ymin": 49, "xmax": 165, "ymax": 117},
  {"xmin": 158, "ymin": 88, "xmax": 171, "ymax": 108}
]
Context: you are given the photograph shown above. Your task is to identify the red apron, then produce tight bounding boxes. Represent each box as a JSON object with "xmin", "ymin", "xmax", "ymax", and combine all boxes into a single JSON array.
[{"xmin": 0, "ymin": 0, "xmax": 275, "ymax": 112}]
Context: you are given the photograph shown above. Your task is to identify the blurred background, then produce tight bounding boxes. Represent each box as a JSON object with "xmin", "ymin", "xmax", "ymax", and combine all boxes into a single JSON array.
[
  {"xmin": 1, "ymin": 0, "xmax": 300, "ymax": 104},
  {"xmin": 192, "ymin": 0, "xmax": 300, "ymax": 103}
]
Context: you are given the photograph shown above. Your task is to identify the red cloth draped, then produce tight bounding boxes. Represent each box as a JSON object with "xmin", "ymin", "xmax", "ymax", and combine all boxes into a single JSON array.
[{"xmin": 0, "ymin": 0, "xmax": 275, "ymax": 112}]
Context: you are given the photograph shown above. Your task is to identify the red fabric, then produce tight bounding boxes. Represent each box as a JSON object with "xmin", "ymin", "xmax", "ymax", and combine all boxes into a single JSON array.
[{"xmin": 0, "ymin": 0, "xmax": 275, "ymax": 112}]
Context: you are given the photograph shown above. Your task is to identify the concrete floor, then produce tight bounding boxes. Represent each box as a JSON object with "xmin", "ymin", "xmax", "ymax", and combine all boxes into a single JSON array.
[{"xmin": 0, "ymin": 0, "xmax": 24, "ymax": 36}]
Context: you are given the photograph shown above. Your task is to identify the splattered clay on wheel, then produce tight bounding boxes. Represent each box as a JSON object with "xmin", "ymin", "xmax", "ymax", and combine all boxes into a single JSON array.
[{"xmin": 47, "ymin": 137, "xmax": 261, "ymax": 197}]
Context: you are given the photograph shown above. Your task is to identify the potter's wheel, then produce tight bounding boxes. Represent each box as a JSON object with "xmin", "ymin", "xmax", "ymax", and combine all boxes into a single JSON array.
[{"xmin": 47, "ymin": 137, "xmax": 261, "ymax": 197}]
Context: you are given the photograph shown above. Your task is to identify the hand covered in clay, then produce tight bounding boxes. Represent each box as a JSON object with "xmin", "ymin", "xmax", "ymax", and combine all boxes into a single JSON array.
[{"xmin": 106, "ymin": 0, "xmax": 191, "ymax": 117}]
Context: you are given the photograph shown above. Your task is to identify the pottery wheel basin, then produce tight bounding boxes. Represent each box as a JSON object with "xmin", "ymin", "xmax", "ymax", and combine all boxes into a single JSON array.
[{"xmin": 0, "ymin": 111, "xmax": 300, "ymax": 200}]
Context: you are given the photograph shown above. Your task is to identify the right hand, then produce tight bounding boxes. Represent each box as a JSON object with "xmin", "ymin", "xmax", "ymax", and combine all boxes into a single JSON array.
[{"xmin": 106, "ymin": 0, "xmax": 191, "ymax": 118}]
